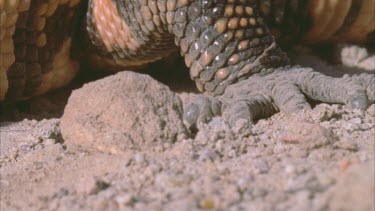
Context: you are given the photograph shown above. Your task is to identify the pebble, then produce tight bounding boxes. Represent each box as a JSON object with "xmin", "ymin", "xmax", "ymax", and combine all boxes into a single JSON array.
[
  {"xmin": 19, "ymin": 145, "xmax": 32, "ymax": 151},
  {"xmin": 133, "ymin": 153, "xmax": 148, "ymax": 165},
  {"xmin": 199, "ymin": 197, "xmax": 216, "ymax": 209},
  {"xmin": 254, "ymin": 160, "xmax": 269, "ymax": 174},
  {"xmin": 333, "ymin": 139, "xmax": 358, "ymax": 151},
  {"xmin": 349, "ymin": 117, "xmax": 362, "ymax": 124},
  {"xmin": 367, "ymin": 104, "xmax": 375, "ymax": 116}
]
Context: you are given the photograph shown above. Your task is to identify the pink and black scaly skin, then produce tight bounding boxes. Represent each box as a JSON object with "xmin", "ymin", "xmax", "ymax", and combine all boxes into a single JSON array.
[{"xmin": 1, "ymin": 0, "xmax": 374, "ymax": 129}]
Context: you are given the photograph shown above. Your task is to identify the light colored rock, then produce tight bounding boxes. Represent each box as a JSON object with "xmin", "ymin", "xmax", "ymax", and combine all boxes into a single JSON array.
[{"xmin": 61, "ymin": 72, "xmax": 187, "ymax": 153}]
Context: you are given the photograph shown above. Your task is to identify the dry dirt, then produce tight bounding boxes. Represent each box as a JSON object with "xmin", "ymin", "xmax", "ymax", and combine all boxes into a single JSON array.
[{"xmin": 1, "ymin": 45, "xmax": 374, "ymax": 211}]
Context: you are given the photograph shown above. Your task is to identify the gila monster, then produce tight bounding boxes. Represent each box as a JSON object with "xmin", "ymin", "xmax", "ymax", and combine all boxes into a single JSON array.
[{"xmin": 0, "ymin": 0, "xmax": 374, "ymax": 128}]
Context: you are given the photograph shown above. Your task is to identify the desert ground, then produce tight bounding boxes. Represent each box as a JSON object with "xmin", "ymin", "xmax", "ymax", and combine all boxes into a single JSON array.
[{"xmin": 1, "ymin": 45, "xmax": 374, "ymax": 211}]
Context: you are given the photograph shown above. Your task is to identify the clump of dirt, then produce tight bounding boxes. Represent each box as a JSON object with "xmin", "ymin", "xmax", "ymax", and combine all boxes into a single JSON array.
[
  {"xmin": 0, "ymin": 46, "xmax": 374, "ymax": 211},
  {"xmin": 61, "ymin": 71, "xmax": 187, "ymax": 154}
]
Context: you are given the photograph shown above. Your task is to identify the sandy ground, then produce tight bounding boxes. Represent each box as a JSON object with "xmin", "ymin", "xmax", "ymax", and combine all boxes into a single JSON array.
[{"xmin": 0, "ymin": 46, "xmax": 374, "ymax": 211}]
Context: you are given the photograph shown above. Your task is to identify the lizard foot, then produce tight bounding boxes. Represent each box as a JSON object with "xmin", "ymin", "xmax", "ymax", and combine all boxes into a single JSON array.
[{"xmin": 184, "ymin": 66, "xmax": 375, "ymax": 130}]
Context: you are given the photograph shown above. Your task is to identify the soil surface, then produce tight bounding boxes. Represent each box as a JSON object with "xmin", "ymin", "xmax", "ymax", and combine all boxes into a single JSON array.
[{"xmin": 1, "ymin": 45, "xmax": 374, "ymax": 211}]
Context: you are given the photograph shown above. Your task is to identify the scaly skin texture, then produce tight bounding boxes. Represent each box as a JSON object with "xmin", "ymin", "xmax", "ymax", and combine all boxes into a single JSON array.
[
  {"xmin": 0, "ymin": 0, "xmax": 374, "ymax": 129},
  {"xmin": 0, "ymin": 0, "xmax": 81, "ymax": 101}
]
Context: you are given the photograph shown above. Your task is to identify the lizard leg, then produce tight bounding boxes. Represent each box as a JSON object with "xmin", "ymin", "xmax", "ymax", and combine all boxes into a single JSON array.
[{"xmin": 177, "ymin": 1, "xmax": 374, "ymax": 128}]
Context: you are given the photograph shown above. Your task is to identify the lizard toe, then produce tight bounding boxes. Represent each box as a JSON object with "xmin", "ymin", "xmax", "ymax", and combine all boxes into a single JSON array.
[
  {"xmin": 183, "ymin": 95, "xmax": 221, "ymax": 129},
  {"xmin": 221, "ymin": 94, "xmax": 276, "ymax": 130},
  {"xmin": 347, "ymin": 90, "xmax": 369, "ymax": 110},
  {"xmin": 288, "ymin": 66, "xmax": 372, "ymax": 110},
  {"xmin": 219, "ymin": 76, "xmax": 278, "ymax": 129},
  {"xmin": 352, "ymin": 73, "xmax": 375, "ymax": 103},
  {"xmin": 271, "ymin": 80, "xmax": 311, "ymax": 113}
]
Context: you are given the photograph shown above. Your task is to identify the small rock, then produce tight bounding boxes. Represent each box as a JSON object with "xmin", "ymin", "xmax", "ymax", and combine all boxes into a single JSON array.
[
  {"xmin": 311, "ymin": 105, "xmax": 339, "ymax": 122},
  {"xmin": 281, "ymin": 122, "xmax": 336, "ymax": 149},
  {"xmin": 53, "ymin": 188, "xmax": 69, "ymax": 198},
  {"xmin": 61, "ymin": 72, "xmax": 187, "ymax": 153},
  {"xmin": 237, "ymin": 175, "xmax": 253, "ymax": 191},
  {"xmin": 350, "ymin": 117, "xmax": 362, "ymax": 124},
  {"xmin": 254, "ymin": 160, "xmax": 269, "ymax": 174},
  {"xmin": 90, "ymin": 180, "xmax": 111, "ymax": 195},
  {"xmin": 133, "ymin": 153, "xmax": 148, "ymax": 165},
  {"xmin": 115, "ymin": 194, "xmax": 136, "ymax": 206},
  {"xmin": 198, "ymin": 149, "xmax": 220, "ymax": 162},
  {"xmin": 284, "ymin": 164, "xmax": 296, "ymax": 175},
  {"xmin": 199, "ymin": 197, "xmax": 216, "ymax": 209},
  {"xmin": 343, "ymin": 123, "xmax": 360, "ymax": 133},
  {"xmin": 333, "ymin": 139, "xmax": 358, "ymax": 151},
  {"xmin": 367, "ymin": 104, "xmax": 375, "ymax": 117},
  {"xmin": 338, "ymin": 159, "xmax": 352, "ymax": 172},
  {"xmin": 251, "ymin": 187, "xmax": 268, "ymax": 198},
  {"xmin": 19, "ymin": 145, "xmax": 32, "ymax": 151},
  {"xmin": 0, "ymin": 179, "xmax": 9, "ymax": 187}
]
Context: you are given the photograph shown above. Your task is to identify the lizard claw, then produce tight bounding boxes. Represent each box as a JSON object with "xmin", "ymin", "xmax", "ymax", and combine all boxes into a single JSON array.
[
  {"xmin": 347, "ymin": 90, "xmax": 369, "ymax": 110},
  {"xmin": 183, "ymin": 95, "xmax": 221, "ymax": 129}
]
